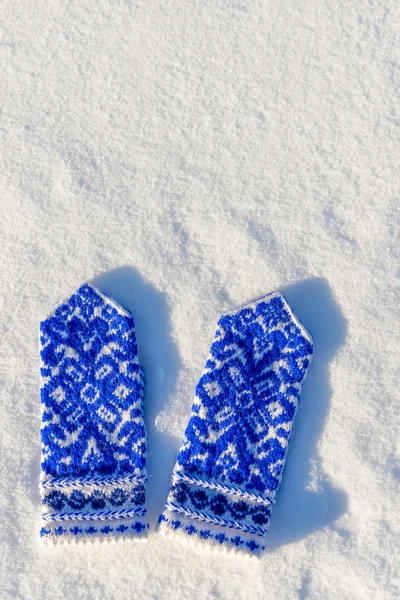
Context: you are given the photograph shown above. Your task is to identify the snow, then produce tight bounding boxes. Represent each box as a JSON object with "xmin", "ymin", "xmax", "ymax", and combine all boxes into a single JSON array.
[{"xmin": 1, "ymin": 0, "xmax": 399, "ymax": 598}]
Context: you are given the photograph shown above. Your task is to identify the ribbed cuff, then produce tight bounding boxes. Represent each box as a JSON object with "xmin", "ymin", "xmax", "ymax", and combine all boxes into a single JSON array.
[
  {"xmin": 157, "ymin": 470, "xmax": 273, "ymax": 555},
  {"xmin": 39, "ymin": 473, "xmax": 148, "ymax": 543}
]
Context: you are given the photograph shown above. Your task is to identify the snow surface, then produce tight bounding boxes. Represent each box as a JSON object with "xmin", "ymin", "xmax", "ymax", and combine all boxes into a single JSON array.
[{"xmin": 1, "ymin": 0, "xmax": 399, "ymax": 598}]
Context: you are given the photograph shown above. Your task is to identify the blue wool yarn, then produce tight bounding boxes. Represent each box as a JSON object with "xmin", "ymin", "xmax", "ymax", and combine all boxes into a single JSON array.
[
  {"xmin": 39, "ymin": 284, "xmax": 148, "ymax": 542},
  {"xmin": 157, "ymin": 292, "xmax": 313, "ymax": 555}
]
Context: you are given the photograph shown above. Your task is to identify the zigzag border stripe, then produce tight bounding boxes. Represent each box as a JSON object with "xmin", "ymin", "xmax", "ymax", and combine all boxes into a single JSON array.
[
  {"xmin": 39, "ymin": 474, "xmax": 147, "ymax": 490},
  {"xmin": 164, "ymin": 502, "xmax": 268, "ymax": 537},
  {"xmin": 171, "ymin": 471, "xmax": 275, "ymax": 507},
  {"xmin": 41, "ymin": 507, "xmax": 147, "ymax": 523}
]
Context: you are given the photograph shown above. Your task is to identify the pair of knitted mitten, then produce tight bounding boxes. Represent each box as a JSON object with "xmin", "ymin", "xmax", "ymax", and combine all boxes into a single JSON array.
[{"xmin": 39, "ymin": 285, "xmax": 313, "ymax": 554}]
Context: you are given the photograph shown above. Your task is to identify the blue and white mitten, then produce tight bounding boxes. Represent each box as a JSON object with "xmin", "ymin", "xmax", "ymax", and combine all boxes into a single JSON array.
[
  {"xmin": 158, "ymin": 292, "xmax": 313, "ymax": 555},
  {"xmin": 39, "ymin": 284, "xmax": 148, "ymax": 542}
]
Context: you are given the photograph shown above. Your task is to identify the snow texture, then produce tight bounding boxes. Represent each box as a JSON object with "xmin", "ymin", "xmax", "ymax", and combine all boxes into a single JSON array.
[{"xmin": 0, "ymin": 0, "xmax": 399, "ymax": 598}]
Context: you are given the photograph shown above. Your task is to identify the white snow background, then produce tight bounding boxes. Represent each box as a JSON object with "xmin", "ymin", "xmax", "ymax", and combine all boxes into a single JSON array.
[{"xmin": 1, "ymin": 0, "xmax": 399, "ymax": 598}]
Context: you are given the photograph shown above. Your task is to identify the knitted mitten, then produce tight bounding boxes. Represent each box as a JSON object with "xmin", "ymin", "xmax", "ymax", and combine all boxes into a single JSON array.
[
  {"xmin": 39, "ymin": 284, "xmax": 147, "ymax": 542},
  {"xmin": 157, "ymin": 292, "xmax": 313, "ymax": 555}
]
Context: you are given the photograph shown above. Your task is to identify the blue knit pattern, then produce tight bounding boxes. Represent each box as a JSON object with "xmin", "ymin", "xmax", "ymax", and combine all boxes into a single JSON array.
[
  {"xmin": 39, "ymin": 284, "xmax": 147, "ymax": 541},
  {"xmin": 158, "ymin": 292, "xmax": 313, "ymax": 555}
]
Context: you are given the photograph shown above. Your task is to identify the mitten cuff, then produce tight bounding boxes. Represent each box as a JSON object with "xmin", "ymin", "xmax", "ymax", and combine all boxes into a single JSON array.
[
  {"xmin": 39, "ymin": 473, "xmax": 148, "ymax": 542},
  {"xmin": 158, "ymin": 469, "xmax": 274, "ymax": 555}
]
